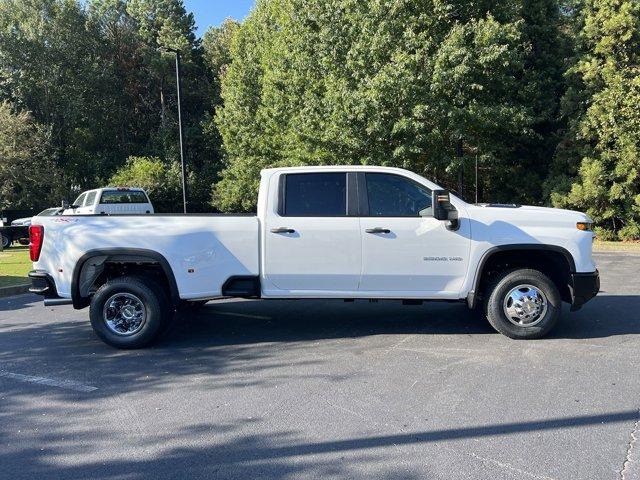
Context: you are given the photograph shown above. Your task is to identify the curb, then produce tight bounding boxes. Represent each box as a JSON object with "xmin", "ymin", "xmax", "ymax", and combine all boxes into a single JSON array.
[{"xmin": 0, "ymin": 284, "xmax": 30, "ymax": 298}]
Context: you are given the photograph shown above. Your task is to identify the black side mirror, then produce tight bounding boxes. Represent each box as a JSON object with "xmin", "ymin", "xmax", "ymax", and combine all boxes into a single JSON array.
[{"xmin": 432, "ymin": 189, "xmax": 459, "ymax": 230}]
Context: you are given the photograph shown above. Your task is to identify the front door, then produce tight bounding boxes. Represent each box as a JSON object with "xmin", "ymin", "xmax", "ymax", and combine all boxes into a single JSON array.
[
  {"xmin": 358, "ymin": 172, "xmax": 470, "ymax": 295},
  {"xmin": 264, "ymin": 172, "xmax": 361, "ymax": 293}
]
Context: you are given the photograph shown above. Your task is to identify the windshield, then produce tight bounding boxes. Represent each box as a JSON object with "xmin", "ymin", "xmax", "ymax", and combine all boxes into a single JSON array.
[
  {"xmin": 37, "ymin": 208, "xmax": 60, "ymax": 216},
  {"xmin": 73, "ymin": 193, "xmax": 86, "ymax": 206}
]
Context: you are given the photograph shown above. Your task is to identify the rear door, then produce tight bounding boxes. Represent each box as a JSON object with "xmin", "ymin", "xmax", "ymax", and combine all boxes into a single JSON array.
[
  {"xmin": 264, "ymin": 172, "xmax": 362, "ymax": 293},
  {"xmin": 358, "ymin": 172, "xmax": 470, "ymax": 295}
]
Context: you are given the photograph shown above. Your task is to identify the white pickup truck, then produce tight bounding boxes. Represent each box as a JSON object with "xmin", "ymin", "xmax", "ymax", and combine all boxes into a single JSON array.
[
  {"xmin": 28, "ymin": 166, "xmax": 599, "ymax": 348},
  {"xmin": 63, "ymin": 187, "xmax": 154, "ymax": 215}
]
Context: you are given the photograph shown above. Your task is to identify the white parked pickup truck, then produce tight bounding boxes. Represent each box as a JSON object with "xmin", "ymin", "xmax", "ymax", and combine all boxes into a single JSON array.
[
  {"xmin": 28, "ymin": 166, "xmax": 599, "ymax": 348},
  {"xmin": 63, "ymin": 187, "xmax": 154, "ymax": 215}
]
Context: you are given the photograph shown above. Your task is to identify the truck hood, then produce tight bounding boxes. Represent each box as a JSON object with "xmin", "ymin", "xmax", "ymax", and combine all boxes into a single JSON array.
[
  {"xmin": 11, "ymin": 217, "xmax": 32, "ymax": 226},
  {"xmin": 466, "ymin": 203, "xmax": 592, "ymax": 228}
]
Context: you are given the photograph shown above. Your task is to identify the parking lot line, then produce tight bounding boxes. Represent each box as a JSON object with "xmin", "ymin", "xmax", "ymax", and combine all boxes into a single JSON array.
[
  {"xmin": 0, "ymin": 370, "xmax": 97, "ymax": 392},
  {"xmin": 622, "ymin": 411, "xmax": 640, "ymax": 480}
]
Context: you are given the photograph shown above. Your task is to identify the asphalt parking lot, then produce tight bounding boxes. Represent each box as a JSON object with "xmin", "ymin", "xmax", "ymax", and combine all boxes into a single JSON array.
[{"xmin": 1, "ymin": 252, "xmax": 639, "ymax": 480}]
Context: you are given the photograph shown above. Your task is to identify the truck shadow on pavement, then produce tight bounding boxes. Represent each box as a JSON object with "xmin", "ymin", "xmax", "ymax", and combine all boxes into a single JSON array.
[{"xmin": 171, "ymin": 293, "xmax": 640, "ymax": 345}]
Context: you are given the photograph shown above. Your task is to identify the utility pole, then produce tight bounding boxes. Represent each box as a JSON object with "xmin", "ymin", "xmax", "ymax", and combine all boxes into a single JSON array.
[{"xmin": 166, "ymin": 48, "xmax": 188, "ymax": 213}]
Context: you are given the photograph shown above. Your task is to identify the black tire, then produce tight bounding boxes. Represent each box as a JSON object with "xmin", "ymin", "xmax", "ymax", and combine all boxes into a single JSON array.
[
  {"xmin": 89, "ymin": 276, "xmax": 170, "ymax": 349},
  {"xmin": 484, "ymin": 268, "xmax": 561, "ymax": 339},
  {"xmin": 1, "ymin": 233, "xmax": 11, "ymax": 249}
]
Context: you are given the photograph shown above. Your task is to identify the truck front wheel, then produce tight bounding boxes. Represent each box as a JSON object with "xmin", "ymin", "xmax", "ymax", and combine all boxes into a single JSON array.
[
  {"xmin": 484, "ymin": 268, "xmax": 561, "ymax": 339},
  {"xmin": 89, "ymin": 276, "xmax": 170, "ymax": 349}
]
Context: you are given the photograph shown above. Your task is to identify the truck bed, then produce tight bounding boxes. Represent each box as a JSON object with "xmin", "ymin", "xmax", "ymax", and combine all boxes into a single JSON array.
[{"xmin": 32, "ymin": 215, "xmax": 260, "ymax": 299}]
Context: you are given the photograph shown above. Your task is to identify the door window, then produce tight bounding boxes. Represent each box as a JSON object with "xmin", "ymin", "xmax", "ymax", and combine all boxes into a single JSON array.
[
  {"xmin": 84, "ymin": 191, "xmax": 97, "ymax": 206},
  {"xmin": 283, "ymin": 173, "xmax": 346, "ymax": 216},
  {"xmin": 365, "ymin": 173, "xmax": 432, "ymax": 217}
]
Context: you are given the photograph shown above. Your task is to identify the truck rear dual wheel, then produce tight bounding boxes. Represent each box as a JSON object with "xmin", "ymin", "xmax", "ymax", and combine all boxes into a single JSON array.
[
  {"xmin": 1, "ymin": 233, "xmax": 11, "ymax": 249},
  {"xmin": 89, "ymin": 276, "xmax": 171, "ymax": 349},
  {"xmin": 484, "ymin": 268, "xmax": 561, "ymax": 339}
]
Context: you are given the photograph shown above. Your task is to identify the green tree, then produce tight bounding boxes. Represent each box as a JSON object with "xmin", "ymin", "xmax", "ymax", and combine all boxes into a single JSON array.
[
  {"xmin": 551, "ymin": 0, "xmax": 640, "ymax": 239},
  {"xmin": 213, "ymin": 0, "xmax": 566, "ymax": 211},
  {"xmin": 202, "ymin": 18, "xmax": 241, "ymax": 104},
  {"xmin": 109, "ymin": 156, "xmax": 182, "ymax": 212},
  {"xmin": 0, "ymin": 102, "xmax": 62, "ymax": 210},
  {"xmin": 0, "ymin": 0, "xmax": 108, "ymax": 189},
  {"xmin": 125, "ymin": 0, "xmax": 221, "ymax": 211},
  {"xmin": 0, "ymin": 0, "xmax": 220, "ymax": 211}
]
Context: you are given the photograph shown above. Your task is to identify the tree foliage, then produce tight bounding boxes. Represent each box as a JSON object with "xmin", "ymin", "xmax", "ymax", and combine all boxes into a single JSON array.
[
  {"xmin": 0, "ymin": 0, "xmax": 228, "ymax": 212},
  {"xmin": 0, "ymin": 0, "xmax": 638, "ymax": 239},
  {"xmin": 214, "ymin": 0, "xmax": 568, "ymax": 212},
  {"xmin": 0, "ymin": 102, "xmax": 62, "ymax": 210},
  {"xmin": 109, "ymin": 156, "xmax": 182, "ymax": 212},
  {"xmin": 550, "ymin": 0, "xmax": 640, "ymax": 239}
]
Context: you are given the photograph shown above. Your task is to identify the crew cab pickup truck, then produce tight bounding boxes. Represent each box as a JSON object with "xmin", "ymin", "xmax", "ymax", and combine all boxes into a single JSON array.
[{"xmin": 28, "ymin": 166, "xmax": 599, "ymax": 348}]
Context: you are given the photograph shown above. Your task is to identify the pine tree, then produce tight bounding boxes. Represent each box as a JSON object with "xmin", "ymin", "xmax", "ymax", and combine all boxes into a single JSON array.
[{"xmin": 551, "ymin": 0, "xmax": 640, "ymax": 239}]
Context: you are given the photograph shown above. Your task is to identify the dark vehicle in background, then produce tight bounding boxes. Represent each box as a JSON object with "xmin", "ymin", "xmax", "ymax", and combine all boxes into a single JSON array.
[
  {"xmin": 0, "ymin": 225, "xmax": 28, "ymax": 249},
  {"xmin": 1, "ymin": 208, "xmax": 63, "ymax": 248},
  {"xmin": 11, "ymin": 207, "xmax": 64, "ymax": 227}
]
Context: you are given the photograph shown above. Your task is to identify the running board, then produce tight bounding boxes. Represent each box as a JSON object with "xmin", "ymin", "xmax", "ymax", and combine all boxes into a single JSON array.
[{"xmin": 44, "ymin": 298, "xmax": 73, "ymax": 306}]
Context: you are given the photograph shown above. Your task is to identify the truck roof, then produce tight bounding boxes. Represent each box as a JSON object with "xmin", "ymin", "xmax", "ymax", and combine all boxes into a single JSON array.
[
  {"xmin": 261, "ymin": 165, "xmax": 413, "ymax": 174},
  {"xmin": 260, "ymin": 165, "xmax": 444, "ymax": 193}
]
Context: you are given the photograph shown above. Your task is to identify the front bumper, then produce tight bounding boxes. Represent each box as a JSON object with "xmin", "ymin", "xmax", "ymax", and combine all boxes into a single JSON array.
[{"xmin": 569, "ymin": 270, "xmax": 600, "ymax": 311}]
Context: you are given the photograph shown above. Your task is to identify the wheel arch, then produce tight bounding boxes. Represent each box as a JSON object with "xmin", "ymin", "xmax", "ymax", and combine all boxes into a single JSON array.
[
  {"xmin": 468, "ymin": 244, "xmax": 576, "ymax": 309},
  {"xmin": 71, "ymin": 248, "xmax": 180, "ymax": 309}
]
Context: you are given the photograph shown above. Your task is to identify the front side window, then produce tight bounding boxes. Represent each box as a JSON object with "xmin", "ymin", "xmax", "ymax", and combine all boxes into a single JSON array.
[
  {"xmin": 283, "ymin": 173, "xmax": 346, "ymax": 216},
  {"xmin": 100, "ymin": 191, "xmax": 149, "ymax": 204},
  {"xmin": 366, "ymin": 173, "xmax": 432, "ymax": 217}
]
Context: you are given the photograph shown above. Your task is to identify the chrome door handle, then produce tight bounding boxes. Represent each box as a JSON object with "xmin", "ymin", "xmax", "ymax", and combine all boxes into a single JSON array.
[
  {"xmin": 270, "ymin": 227, "xmax": 295, "ymax": 234},
  {"xmin": 365, "ymin": 227, "xmax": 391, "ymax": 234}
]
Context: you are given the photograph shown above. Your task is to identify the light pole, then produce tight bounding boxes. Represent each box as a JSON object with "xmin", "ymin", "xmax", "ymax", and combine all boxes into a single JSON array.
[
  {"xmin": 166, "ymin": 48, "xmax": 188, "ymax": 213},
  {"xmin": 456, "ymin": 136, "xmax": 464, "ymax": 199}
]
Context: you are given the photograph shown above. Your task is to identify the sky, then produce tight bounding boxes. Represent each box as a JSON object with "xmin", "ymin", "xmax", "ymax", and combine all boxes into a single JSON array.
[{"xmin": 184, "ymin": 0, "xmax": 255, "ymax": 36}]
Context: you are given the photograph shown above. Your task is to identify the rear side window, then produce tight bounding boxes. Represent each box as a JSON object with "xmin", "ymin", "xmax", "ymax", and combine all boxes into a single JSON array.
[
  {"xmin": 366, "ymin": 173, "xmax": 432, "ymax": 217},
  {"xmin": 100, "ymin": 191, "xmax": 149, "ymax": 204},
  {"xmin": 84, "ymin": 191, "xmax": 97, "ymax": 206},
  {"xmin": 283, "ymin": 173, "xmax": 346, "ymax": 216}
]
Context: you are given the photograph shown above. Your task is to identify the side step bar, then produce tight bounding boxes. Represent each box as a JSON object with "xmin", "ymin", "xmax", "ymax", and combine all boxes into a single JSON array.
[{"xmin": 44, "ymin": 298, "xmax": 73, "ymax": 306}]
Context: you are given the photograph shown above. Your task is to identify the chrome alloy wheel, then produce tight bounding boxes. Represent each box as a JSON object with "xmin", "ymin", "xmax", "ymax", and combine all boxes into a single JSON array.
[
  {"xmin": 502, "ymin": 284, "xmax": 548, "ymax": 327},
  {"xmin": 102, "ymin": 293, "xmax": 147, "ymax": 336}
]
